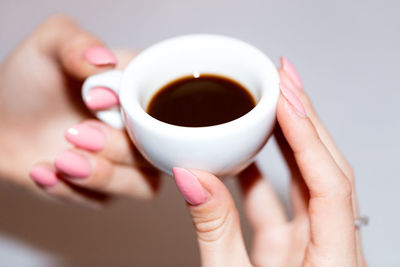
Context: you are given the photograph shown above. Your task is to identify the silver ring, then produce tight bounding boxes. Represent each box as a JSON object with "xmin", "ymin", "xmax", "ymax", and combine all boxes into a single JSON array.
[{"xmin": 355, "ymin": 215, "xmax": 369, "ymax": 229}]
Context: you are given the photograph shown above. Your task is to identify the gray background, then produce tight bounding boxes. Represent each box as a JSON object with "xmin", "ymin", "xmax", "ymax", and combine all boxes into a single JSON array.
[{"xmin": 0, "ymin": 0, "xmax": 399, "ymax": 266}]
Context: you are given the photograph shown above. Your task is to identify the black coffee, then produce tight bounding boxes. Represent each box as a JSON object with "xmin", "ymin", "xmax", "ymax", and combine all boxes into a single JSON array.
[{"xmin": 147, "ymin": 74, "xmax": 256, "ymax": 127}]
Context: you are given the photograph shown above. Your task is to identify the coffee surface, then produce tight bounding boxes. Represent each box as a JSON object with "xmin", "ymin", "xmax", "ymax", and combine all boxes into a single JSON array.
[{"xmin": 147, "ymin": 74, "xmax": 256, "ymax": 127}]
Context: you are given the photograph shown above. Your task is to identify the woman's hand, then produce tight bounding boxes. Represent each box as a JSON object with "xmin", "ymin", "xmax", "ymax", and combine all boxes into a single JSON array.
[
  {"xmin": 172, "ymin": 58, "xmax": 366, "ymax": 266},
  {"xmin": 0, "ymin": 15, "xmax": 160, "ymax": 207}
]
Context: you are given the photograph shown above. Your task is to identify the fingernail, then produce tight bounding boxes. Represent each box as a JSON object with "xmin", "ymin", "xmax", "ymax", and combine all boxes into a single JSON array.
[
  {"xmin": 172, "ymin": 168, "xmax": 207, "ymax": 205},
  {"xmin": 280, "ymin": 83, "xmax": 307, "ymax": 118},
  {"xmin": 55, "ymin": 151, "xmax": 91, "ymax": 178},
  {"xmin": 281, "ymin": 56, "xmax": 303, "ymax": 89},
  {"xmin": 84, "ymin": 45, "xmax": 117, "ymax": 66},
  {"xmin": 29, "ymin": 165, "xmax": 58, "ymax": 187},
  {"xmin": 85, "ymin": 87, "xmax": 119, "ymax": 110},
  {"xmin": 65, "ymin": 124, "xmax": 105, "ymax": 152}
]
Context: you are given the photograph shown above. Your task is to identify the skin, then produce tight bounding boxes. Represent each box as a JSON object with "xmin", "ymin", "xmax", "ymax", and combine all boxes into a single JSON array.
[
  {"xmin": 0, "ymin": 15, "xmax": 160, "ymax": 207},
  {"xmin": 0, "ymin": 15, "xmax": 366, "ymax": 266},
  {"xmin": 176, "ymin": 66, "xmax": 367, "ymax": 266}
]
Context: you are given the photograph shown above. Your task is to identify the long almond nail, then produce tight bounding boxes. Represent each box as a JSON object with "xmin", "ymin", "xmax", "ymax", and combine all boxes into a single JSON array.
[
  {"xmin": 55, "ymin": 151, "xmax": 91, "ymax": 178},
  {"xmin": 85, "ymin": 87, "xmax": 119, "ymax": 110},
  {"xmin": 281, "ymin": 56, "xmax": 303, "ymax": 89},
  {"xmin": 280, "ymin": 83, "xmax": 307, "ymax": 118},
  {"xmin": 29, "ymin": 165, "xmax": 58, "ymax": 187},
  {"xmin": 173, "ymin": 168, "xmax": 207, "ymax": 205},
  {"xmin": 84, "ymin": 45, "xmax": 117, "ymax": 66},
  {"xmin": 65, "ymin": 124, "xmax": 105, "ymax": 152}
]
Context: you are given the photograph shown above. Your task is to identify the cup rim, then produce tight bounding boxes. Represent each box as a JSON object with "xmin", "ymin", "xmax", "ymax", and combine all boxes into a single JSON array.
[{"xmin": 119, "ymin": 34, "xmax": 280, "ymax": 137}]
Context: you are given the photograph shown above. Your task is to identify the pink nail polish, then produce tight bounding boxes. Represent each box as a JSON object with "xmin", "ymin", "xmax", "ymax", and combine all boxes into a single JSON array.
[
  {"xmin": 84, "ymin": 45, "xmax": 117, "ymax": 66},
  {"xmin": 29, "ymin": 165, "xmax": 58, "ymax": 187},
  {"xmin": 280, "ymin": 83, "xmax": 307, "ymax": 117},
  {"xmin": 173, "ymin": 168, "xmax": 207, "ymax": 205},
  {"xmin": 65, "ymin": 124, "xmax": 105, "ymax": 152},
  {"xmin": 281, "ymin": 56, "xmax": 303, "ymax": 89},
  {"xmin": 85, "ymin": 87, "xmax": 119, "ymax": 110},
  {"xmin": 55, "ymin": 151, "xmax": 91, "ymax": 178}
]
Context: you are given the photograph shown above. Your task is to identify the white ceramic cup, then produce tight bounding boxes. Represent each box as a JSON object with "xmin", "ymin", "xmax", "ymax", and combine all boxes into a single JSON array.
[{"xmin": 82, "ymin": 34, "xmax": 280, "ymax": 176}]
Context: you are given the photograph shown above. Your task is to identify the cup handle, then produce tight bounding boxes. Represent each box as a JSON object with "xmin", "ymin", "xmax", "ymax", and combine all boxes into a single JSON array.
[{"xmin": 82, "ymin": 70, "xmax": 124, "ymax": 129}]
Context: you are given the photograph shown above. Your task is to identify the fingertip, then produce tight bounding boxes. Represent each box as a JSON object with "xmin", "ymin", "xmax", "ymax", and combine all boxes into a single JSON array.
[
  {"xmin": 172, "ymin": 167, "xmax": 208, "ymax": 205},
  {"xmin": 183, "ymin": 169, "xmax": 225, "ymax": 197},
  {"xmin": 279, "ymin": 83, "xmax": 307, "ymax": 118},
  {"xmin": 276, "ymin": 95, "xmax": 308, "ymax": 153},
  {"xmin": 176, "ymin": 168, "xmax": 237, "ymax": 212},
  {"xmin": 280, "ymin": 56, "xmax": 304, "ymax": 89},
  {"xmin": 278, "ymin": 65, "xmax": 303, "ymax": 95},
  {"xmin": 65, "ymin": 119, "xmax": 136, "ymax": 166},
  {"xmin": 65, "ymin": 123, "xmax": 105, "ymax": 152},
  {"xmin": 84, "ymin": 87, "xmax": 119, "ymax": 110},
  {"xmin": 55, "ymin": 150, "xmax": 91, "ymax": 178},
  {"xmin": 83, "ymin": 45, "xmax": 117, "ymax": 66},
  {"xmin": 29, "ymin": 164, "xmax": 59, "ymax": 187}
]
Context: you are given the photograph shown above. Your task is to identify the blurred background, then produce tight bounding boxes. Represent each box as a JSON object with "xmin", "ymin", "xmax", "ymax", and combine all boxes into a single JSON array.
[{"xmin": 0, "ymin": 0, "xmax": 399, "ymax": 266}]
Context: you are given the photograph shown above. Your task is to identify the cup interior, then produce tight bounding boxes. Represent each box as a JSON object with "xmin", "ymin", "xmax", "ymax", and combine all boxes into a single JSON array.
[{"xmin": 120, "ymin": 34, "xmax": 279, "ymax": 129}]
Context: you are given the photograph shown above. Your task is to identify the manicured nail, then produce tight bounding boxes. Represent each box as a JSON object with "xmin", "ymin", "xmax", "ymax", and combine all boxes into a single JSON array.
[
  {"xmin": 281, "ymin": 56, "xmax": 303, "ymax": 89},
  {"xmin": 29, "ymin": 165, "xmax": 58, "ymax": 187},
  {"xmin": 55, "ymin": 151, "xmax": 91, "ymax": 178},
  {"xmin": 84, "ymin": 45, "xmax": 117, "ymax": 66},
  {"xmin": 85, "ymin": 87, "xmax": 119, "ymax": 110},
  {"xmin": 280, "ymin": 83, "xmax": 307, "ymax": 117},
  {"xmin": 172, "ymin": 168, "xmax": 207, "ymax": 205},
  {"xmin": 65, "ymin": 124, "xmax": 105, "ymax": 152}
]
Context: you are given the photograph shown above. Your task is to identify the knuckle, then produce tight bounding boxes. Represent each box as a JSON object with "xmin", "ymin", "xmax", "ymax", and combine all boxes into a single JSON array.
[
  {"xmin": 33, "ymin": 15, "xmax": 78, "ymax": 52},
  {"xmin": 343, "ymin": 163, "xmax": 355, "ymax": 183},
  {"xmin": 310, "ymin": 171, "xmax": 353, "ymax": 201},
  {"xmin": 325, "ymin": 176, "xmax": 353, "ymax": 200},
  {"xmin": 40, "ymin": 14, "xmax": 75, "ymax": 31},
  {"xmin": 193, "ymin": 208, "xmax": 236, "ymax": 243},
  {"xmin": 60, "ymin": 32, "xmax": 90, "ymax": 55},
  {"xmin": 88, "ymin": 158, "xmax": 113, "ymax": 188},
  {"xmin": 339, "ymin": 178, "xmax": 353, "ymax": 198}
]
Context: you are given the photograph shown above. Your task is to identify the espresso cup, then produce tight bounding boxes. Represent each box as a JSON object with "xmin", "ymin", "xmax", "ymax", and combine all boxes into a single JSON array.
[{"xmin": 82, "ymin": 34, "xmax": 280, "ymax": 176}]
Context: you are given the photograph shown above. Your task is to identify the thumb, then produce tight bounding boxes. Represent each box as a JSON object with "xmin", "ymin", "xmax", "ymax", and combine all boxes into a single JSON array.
[
  {"xmin": 172, "ymin": 168, "xmax": 252, "ymax": 267},
  {"xmin": 33, "ymin": 15, "xmax": 117, "ymax": 80}
]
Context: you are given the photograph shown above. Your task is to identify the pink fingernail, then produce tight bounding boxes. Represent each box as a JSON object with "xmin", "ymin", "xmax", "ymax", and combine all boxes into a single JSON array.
[
  {"xmin": 280, "ymin": 83, "xmax": 307, "ymax": 118},
  {"xmin": 29, "ymin": 165, "xmax": 58, "ymax": 187},
  {"xmin": 281, "ymin": 56, "xmax": 303, "ymax": 89},
  {"xmin": 55, "ymin": 151, "xmax": 91, "ymax": 178},
  {"xmin": 85, "ymin": 87, "xmax": 119, "ymax": 110},
  {"xmin": 172, "ymin": 168, "xmax": 207, "ymax": 205},
  {"xmin": 65, "ymin": 124, "xmax": 105, "ymax": 152},
  {"xmin": 84, "ymin": 45, "xmax": 117, "ymax": 66}
]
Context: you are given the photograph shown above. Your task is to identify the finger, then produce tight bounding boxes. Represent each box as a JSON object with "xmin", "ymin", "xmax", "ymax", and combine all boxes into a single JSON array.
[
  {"xmin": 238, "ymin": 163, "xmax": 287, "ymax": 231},
  {"xmin": 274, "ymin": 126, "xmax": 309, "ymax": 218},
  {"xmin": 84, "ymin": 50, "xmax": 139, "ymax": 110},
  {"xmin": 172, "ymin": 168, "xmax": 252, "ymax": 267},
  {"xmin": 29, "ymin": 163, "xmax": 110, "ymax": 208},
  {"xmin": 279, "ymin": 57, "xmax": 354, "ymax": 181},
  {"xmin": 33, "ymin": 15, "xmax": 117, "ymax": 80},
  {"xmin": 64, "ymin": 119, "xmax": 149, "ymax": 167},
  {"xmin": 279, "ymin": 58, "xmax": 364, "ymax": 265},
  {"xmin": 54, "ymin": 149, "xmax": 160, "ymax": 200},
  {"xmin": 277, "ymin": 86, "xmax": 357, "ymax": 263},
  {"xmin": 279, "ymin": 60, "xmax": 361, "ymax": 218}
]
